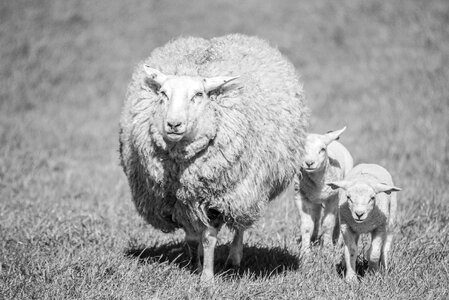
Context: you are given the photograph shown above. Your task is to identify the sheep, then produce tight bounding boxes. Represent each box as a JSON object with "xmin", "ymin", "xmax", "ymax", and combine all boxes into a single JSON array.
[
  {"xmin": 327, "ymin": 163, "xmax": 401, "ymax": 282},
  {"xmin": 294, "ymin": 127, "xmax": 353, "ymax": 254},
  {"xmin": 119, "ymin": 34, "xmax": 309, "ymax": 283}
]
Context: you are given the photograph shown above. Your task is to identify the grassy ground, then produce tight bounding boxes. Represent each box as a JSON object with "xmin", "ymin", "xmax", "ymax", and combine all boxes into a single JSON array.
[{"xmin": 1, "ymin": 0, "xmax": 448, "ymax": 299}]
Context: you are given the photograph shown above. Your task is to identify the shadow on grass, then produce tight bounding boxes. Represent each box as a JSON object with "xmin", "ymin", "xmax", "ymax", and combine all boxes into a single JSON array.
[{"xmin": 125, "ymin": 241, "xmax": 299, "ymax": 280}]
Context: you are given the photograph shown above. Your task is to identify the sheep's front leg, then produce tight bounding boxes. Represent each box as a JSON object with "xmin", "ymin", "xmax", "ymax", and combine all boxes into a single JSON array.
[
  {"xmin": 322, "ymin": 196, "xmax": 339, "ymax": 247},
  {"xmin": 200, "ymin": 226, "xmax": 218, "ymax": 283},
  {"xmin": 368, "ymin": 227, "xmax": 387, "ymax": 272},
  {"xmin": 295, "ymin": 194, "xmax": 321, "ymax": 254},
  {"xmin": 341, "ymin": 224, "xmax": 358, "ymax": 282},
  {"xmin": 225, "ymin": 229, "xmax": 244, "ymax": 269},
  {"xmin": 381, "ymin": 232, "xmax": 394, "ymax": 272}
]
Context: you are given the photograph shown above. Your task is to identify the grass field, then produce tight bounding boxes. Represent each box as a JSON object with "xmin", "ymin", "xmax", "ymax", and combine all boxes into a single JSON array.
[{"xmin": 1, "ymin": 0, "xmax": 449, "ymax": 299}]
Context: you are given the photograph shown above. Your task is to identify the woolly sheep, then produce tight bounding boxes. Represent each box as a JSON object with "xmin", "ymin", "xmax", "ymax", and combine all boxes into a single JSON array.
[
  {"xmin": 328, "ymin": 163, "xmax": 401, "ymax": 282},
  {"xmin": 119, "ymin": 34, "xmax": 309, "ymax": 282},
  {"xmin": 294, "ymin": 127, "xmax": 353, "ymax": 253}
]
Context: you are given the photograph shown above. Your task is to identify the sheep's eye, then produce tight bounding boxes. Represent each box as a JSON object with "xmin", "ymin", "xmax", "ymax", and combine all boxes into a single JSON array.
[
  {"xmin": 160, "ymin": 91, "xmax": 168, "ymax": 98},
  {"xmin": 347, "ymin": 195, "xmax": 352, "ymax": 202},
  {"xmin": 370, "ymin": 196, "xmax": 375, "ymax": 202},
  {"xmin": 320, "ymin": 148, "xmax": 326, "ymax": 153},
  {"xmin": 195, "ymin": 92, "xmax": 203, "ymax": 98}
]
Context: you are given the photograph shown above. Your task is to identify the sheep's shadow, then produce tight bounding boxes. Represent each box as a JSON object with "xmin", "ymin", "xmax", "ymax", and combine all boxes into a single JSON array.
[{"xmin": 125, "ymin": 241, "xmax": 299, "ymax": 280}]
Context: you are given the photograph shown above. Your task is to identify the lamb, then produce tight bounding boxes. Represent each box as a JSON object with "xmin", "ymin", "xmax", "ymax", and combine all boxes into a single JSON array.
[
  {"xmin": 327, "ymin": 163, "xmax": 401, "ymax": 282},
  {"xmin": 294, "ymin": 127, "xmax": 353, "ymax": 253},
  {"xmin": 119, "ymin": 34, "xmax": 309, "ymax": 283}
]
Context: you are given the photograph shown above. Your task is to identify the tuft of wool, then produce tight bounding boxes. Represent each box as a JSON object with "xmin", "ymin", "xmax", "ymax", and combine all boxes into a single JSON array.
[{"xmin": 119, "ymin": 34, "xmax": 309, "ymax": 233}]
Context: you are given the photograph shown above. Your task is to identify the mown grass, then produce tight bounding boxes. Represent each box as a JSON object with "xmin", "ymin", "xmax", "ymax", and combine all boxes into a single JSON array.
[{"xmin": 1, "ymin": 0, "xmax": 448, "ymax": 299}]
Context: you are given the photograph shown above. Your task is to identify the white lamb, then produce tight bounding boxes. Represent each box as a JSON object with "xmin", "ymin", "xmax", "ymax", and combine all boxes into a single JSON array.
[
  {"xmin": 295, "ymin": 127, "xmax": 353, "ymax": 253},
  {"xmin": 328, "ymin": 163, "xmax": 401, "ymax": 282}
]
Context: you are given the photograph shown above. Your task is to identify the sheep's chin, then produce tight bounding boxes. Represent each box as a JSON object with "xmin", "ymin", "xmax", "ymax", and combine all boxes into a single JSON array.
[{"xmin": 164, "ymin": 133, "xmax": 185, "ymax": 143}]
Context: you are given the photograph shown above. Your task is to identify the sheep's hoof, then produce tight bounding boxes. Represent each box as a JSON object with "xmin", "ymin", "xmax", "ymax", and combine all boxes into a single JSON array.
[
  {"xmin": 224, "ymin": 259, "xmax": 241, "ymax": 271},
  {"xmin": 199, "ymin": 271, "xmax": 215, "ymax": 285},
  {"xmin": 345, "ymin": 274, "xmax": 359, "ymax": 284}
]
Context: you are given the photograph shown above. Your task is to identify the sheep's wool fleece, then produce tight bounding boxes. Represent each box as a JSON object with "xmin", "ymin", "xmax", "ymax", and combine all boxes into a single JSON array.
[{"xmin": 119, "ymin": 34, "xmax": 309, "ymax": 232}]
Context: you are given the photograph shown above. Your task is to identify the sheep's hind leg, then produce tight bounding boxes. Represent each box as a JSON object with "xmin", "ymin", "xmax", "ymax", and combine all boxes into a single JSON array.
[
  {"xmin": 321, "ymin": 196, "xmax": 338, "ymax": 248},
  {"xmin": 368, "ymin": 227, "xmax": 386, "ymax": 273},
  {"xmin": 225, "ymin": 228, "xmax": 244, "ymax": 269},
  {"xmin": 200, "ymin": 226, "xmax": 219, "ymax": 283},
  {"xmin": 380, "ymin": 231, "xmax": 393, "ymax": 272},
  {"xmin": 185, "ymin": 232, "xmax": 202, "ymax": 273}
]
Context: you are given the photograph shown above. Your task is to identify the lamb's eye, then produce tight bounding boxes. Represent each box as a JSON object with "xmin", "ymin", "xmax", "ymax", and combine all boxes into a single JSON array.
[
  {"xmin": 320, "ymin": 148, "xmax": 326, "ymax": 153},
  {"xmin": 347, "ymin": 195, "xmax": 352, "ymax": 202},
  {"xmin": 370, "ymin": 196, "xmax": 375, "ymax": 202},
  {"xmin": 195, "ymin": 92, "xmax": 203, "ymax": 98}
]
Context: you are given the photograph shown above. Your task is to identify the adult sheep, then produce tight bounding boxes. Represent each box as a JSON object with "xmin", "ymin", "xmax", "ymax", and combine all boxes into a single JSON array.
[{"xmin": 119, "ymin": 34, "xmax": 309, "ymax": 283}]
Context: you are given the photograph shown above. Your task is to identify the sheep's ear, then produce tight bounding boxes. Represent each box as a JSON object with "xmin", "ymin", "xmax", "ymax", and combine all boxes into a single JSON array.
[
  {"xmin": 372, "ymin": 183, "xmax": 402, "ymax": 195},
  {"xmin": 143, "ymin": 65, "xmax": 167, "ymax": 86},
  {"xmin": 327, "ymin": 180, "xmax": 350, "ymax": 190},
  {"xmin": 203, "ymin": 76, "xmax": 239, "ymax": 93},
  {"xmin": 323, "ymin": 126, "xmax": 347, "ymax": 146}
]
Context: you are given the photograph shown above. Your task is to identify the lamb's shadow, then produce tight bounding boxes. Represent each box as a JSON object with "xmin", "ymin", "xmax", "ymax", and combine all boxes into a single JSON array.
[
  {"xmin": 125, "ymin": 242, "xmax": 299, "ymax": 280},
  {"xmin": 335, "ymin": 256, "xmax": 369, "ymax": 278}
]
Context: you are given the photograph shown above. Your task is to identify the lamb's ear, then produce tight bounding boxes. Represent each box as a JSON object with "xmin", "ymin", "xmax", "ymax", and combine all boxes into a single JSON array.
[
  {"xmin": 327, "ymin": 180, "xmax": 350, "ymax": 190},
  {"xmin": 372, "ymin": 183, "xmax": 402, "ymax": 195},
  {"xmin": 203, "ymin": 76, "xmax": 239, "ymax": 93},
  {"xmin": 323, "ymin": 126, "xmax": 347, "ymax": 146},
  {"xmin": 143, "ymin": 65, "xmax": 167, "ymax": 86}
]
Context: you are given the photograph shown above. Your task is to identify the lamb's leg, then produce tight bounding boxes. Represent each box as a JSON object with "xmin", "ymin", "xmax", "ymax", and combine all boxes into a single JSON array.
[
  {"xmin": 295, "ymin": 194, "xmax": 321, "ymax": 254},
  {"xmin": 321, "ymin": 196, "xmax": 339, "ymax": 248},
  {"xmin": 225, "ymin": 228, "xmax": 244, "ymax": 269},
  {"xmin": 380, "ymin": 231, "xmax": 393, "ymax": 272},
  {"xmin": 200, "ymin": 226, "xmax": 218, "ymax": 283},
  {"xmin": 368, "ymin": 227, "xmax": 386, "ymax": 272},
  {"xmin": 341, "ymin": 224, "xmax": 358, "ymax": 282}
]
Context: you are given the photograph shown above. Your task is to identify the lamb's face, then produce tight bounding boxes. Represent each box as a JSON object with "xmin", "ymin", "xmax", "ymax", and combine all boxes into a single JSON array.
[
  {"xmin": 144, "ymin": 66, "xmax": 239, "ymax": 144},
  {"xmin": 344, "ymin": 183, "xmax": 376, "ymax": 223},
  {"xmin": 302, "ymin": 134, "xmax": 328, "ymax": 172},
  {"xmin": 327, "ymin": 179, "xmax": 401, "ymax": 223},
  {"xmin": 301, "ymin": 127, "xmax": 346, "ymax": 173}
]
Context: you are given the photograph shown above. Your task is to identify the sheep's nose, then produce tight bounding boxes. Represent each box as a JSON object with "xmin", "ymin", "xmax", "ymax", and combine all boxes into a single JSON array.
[
  {"xmin": 167, "ymin": 120, "xmax": 182, "ymax": 129},
  {"xmin": 305, "ymin": 160, "xmax": 314, "ymax": 167},
  {"xmin": 355, "ymin": 212, "xmax": 364, "ymax": 219}
]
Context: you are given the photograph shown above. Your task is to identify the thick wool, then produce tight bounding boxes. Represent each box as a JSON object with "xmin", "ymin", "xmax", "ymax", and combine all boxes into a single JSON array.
[{"xmin": 119, "ymin": 34, "xmax": 309, "ymax": 233}]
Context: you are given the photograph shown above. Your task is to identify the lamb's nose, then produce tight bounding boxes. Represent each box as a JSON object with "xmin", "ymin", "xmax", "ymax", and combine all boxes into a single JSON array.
[
  {"xmin": 305, "ymin": 161, "xmax": 314, "ymax": 167},
  {"xmin": 355, "ymin": 212, "xmax": 364, "ymax": 219}
]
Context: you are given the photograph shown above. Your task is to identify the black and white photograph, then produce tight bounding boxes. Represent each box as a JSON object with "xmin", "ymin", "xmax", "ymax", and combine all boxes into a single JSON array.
[{"xmin": 1, "ymin": 0, "xmax": 448, "ymax": 299}]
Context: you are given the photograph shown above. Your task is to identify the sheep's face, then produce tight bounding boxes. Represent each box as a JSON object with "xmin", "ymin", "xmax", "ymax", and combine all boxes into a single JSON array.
[
  {"xmin": 301, "ymin": 127, "xmax": 346, "ymax": 173},
  {"xmin": 144, "ymin": 66, "xmax": 239, "ymax": 144},
  {"xmin": 327, "ymin": 181, "xmax": 401, "ymax": 223}
]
